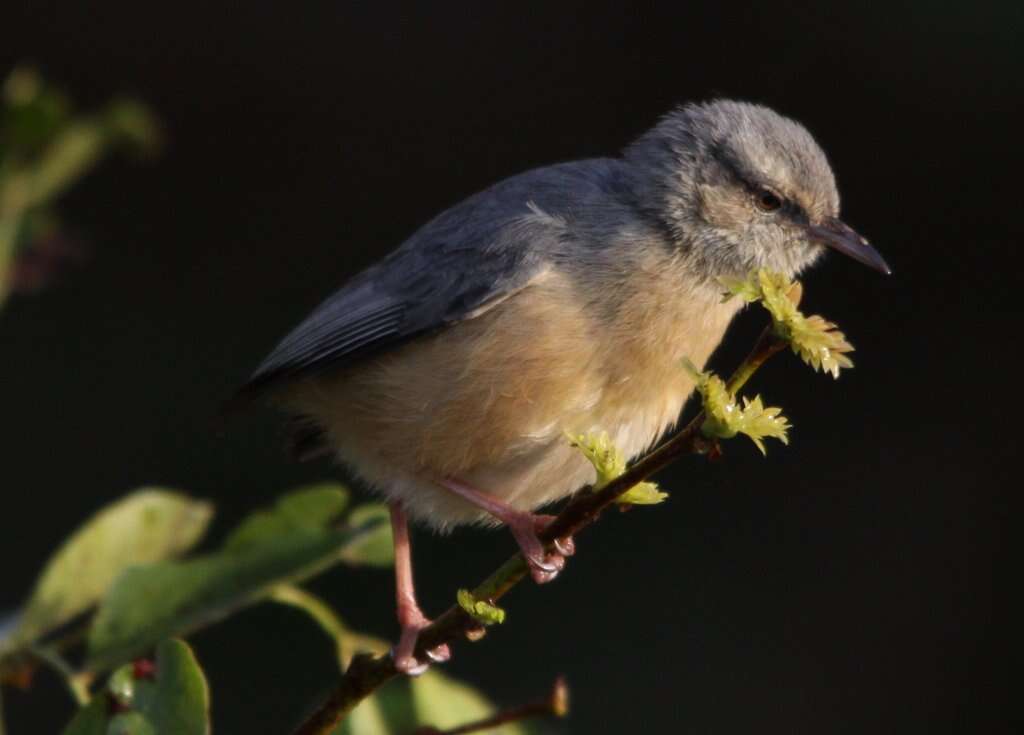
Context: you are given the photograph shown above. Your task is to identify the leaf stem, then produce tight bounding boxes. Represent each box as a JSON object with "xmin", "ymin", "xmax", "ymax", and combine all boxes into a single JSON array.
[
  {"xmin": 269, "ymin": 585, "xmax": 352, "ymax": 668},
  {"xmin": 27, "ymin": 645, "xmax": 90, "ymax": 706}
]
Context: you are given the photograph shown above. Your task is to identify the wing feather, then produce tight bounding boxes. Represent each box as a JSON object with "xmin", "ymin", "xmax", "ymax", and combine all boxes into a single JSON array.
[{"xmin": 233, "ymin": 157, "xmax": 624, "ymax": 402}]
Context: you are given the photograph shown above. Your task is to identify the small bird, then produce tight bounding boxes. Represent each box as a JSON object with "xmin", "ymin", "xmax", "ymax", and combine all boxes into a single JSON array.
[{"xmin": 234, "ymin": 100, "xmax": 889, "ymax": 674}]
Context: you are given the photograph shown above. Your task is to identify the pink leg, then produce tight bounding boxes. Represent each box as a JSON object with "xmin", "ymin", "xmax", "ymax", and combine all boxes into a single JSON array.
[
  {"xmin": 389, "ymin": 503, "xmax": 451, "ymax": 675},
  {"xmin": 437, "ymin": 478, "xmax": 575, "ymax": 584}
]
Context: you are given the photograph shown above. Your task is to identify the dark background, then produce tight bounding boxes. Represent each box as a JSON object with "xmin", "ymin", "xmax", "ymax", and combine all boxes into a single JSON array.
[{"xmin": 2, "ymin": 2, "xmax": 1018, "ymax": 733}]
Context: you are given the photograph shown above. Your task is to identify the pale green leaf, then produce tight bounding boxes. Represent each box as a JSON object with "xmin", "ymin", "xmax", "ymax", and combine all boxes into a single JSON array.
[
  {"xmin": 102, "ymin": 99, "xmax": 162, "ymax": 156},
  {"xmin": 107, "ymin": 663, "xmax": 136, "ymax": 706},
  {"xmin": 694, "ymin": 371, "xmax": 790, "ymax": 454},
  {"xmin": 0, "ymin": 67, "xmax": 159, "ymax": 312},
  {"xmin": 719, "ymin": 269, "xmax": 854, "ymax": 378},
  {"xmin": 566, "ymin": 430, "xmax": 625, "ymax": 486},
  {"xmin": 63, "ymin": 640, "xmax": 210, "ymax": 735},
  {"xmin": 107, "ymin": 712, "xmax": 156, "ymax": 735},
  {"xmin": 338, "ymin": 505, "xmax": 394, "ymax": 567},
  {"xmin": 718, "ymin": 274, "xmax": 764, "ymax": 304},
  {"xmin": 85, "ymin": 485, "xmax": 385, "ymax": 671},
  {"xmin": 119, "ymin": 639, "xmax": 210, "ymax": 735},
  {"xmin": 0, "ymin": 217, "xmax": 18, "ymax": 309},
  {"xmin": 2, "ymin": 489, "xmax": 213, "ymax": 654},
  {"xmin": 617, "ymin": 481, "xmax": 668, "ymax": 505},
  {"xmin": 60, "ymin": 697, "xmax": 108, "ymax": 735},
  {"xmin": 224, "ymin": 483, "xmax": 348, "ymax": 550},
  {"xmin": 734, "ymin": 395, "xmax": 791, "ymax": 455},
  {"xmin": 788, "ymin": 314, "xmax": 855, "ymax": 378},
  {"xmin": 336, "ymin": 669, "xmax": 527, "ymax": 735},
  {"xmin": 568, "ymin": 430, "xmax": 668, "ymax": 506}
]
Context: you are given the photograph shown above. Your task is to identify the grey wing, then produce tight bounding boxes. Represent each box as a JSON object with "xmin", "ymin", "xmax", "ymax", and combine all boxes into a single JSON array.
[
  {"xmin": 234, "ymin": 199, "xmax": 552, "ymax": 401},
  {"xmin": 233, "ymin": 157, "xmax": 626, "ymax": 403}
]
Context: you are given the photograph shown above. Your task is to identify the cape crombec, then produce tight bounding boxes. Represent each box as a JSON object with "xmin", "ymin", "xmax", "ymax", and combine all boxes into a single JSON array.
[{"xmin": 235, "ymin": 100, "xmax": 890, "ymax": 673}]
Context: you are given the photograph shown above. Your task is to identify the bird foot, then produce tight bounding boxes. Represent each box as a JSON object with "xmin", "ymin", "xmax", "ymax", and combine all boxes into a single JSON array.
[
  {"xmin": 391, "ymin": 607, "xmax": 451, "ymax": 676},
  {"xmin": 508, "ymin": 513, "xmax": 576, "ymax": 584},
  {"xmin": 435, "ymin": 479, "xmax": 576, "ymax": 584}
]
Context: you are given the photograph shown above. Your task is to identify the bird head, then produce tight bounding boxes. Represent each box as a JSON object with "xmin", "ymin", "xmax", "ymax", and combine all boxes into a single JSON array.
[{"xmin": 625, "ymin": 100, "xmax": 890, "ymax": 280}]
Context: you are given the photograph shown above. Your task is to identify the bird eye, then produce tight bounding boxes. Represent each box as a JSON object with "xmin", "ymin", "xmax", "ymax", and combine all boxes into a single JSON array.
[{"xmin": 755, "ymin": 188, "xmax": 783, "ymax": 213}]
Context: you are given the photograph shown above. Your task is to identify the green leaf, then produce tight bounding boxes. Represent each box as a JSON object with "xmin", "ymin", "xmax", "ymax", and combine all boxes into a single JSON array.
[
  {"xmin": 0, "ymin": 67, "xmax": 160, "ymax": 311},
  {"xmin": 118, "ymin": 640, "xmax": 210, "ymax": 735},
  {"xmin": 617, "ymin": 481, "xmax": 668, "ymax": 505},
  {"xmin": 2, "ymin": 105, "xmax": 160, "ymax": 215},
  {"xmin": 223, "ymin": 483, "xmax": 349, "ymax": 550},
  {"xmin": 720, "ymin": 270, "xmax": 854, "ymax": 378},
  {"xmin": 62, "ymin": 639, "xmax": 211, "ymax": 735},
  {"xmin": 688, "ymin": 363, "xmax": 790, "ymax": 454},
  {"xmin": 787, "ymin": 313, "xmax": 855, "ymax": 378},
  {"xmin": 85, "ymin": 485, "xmax": 386, "ymax": 671},
  {"xmin": 60, "ymin": 697, "xmax": 109, "ymax": 735},
  {"xmin": 566, "ymin": 430, "xmax": 625, "ymax": 486},
  {"xmin": 567, "ymin": 431, "xmax": 667, "ymax": 505},
  {"xmin": 101, "ymin": 99, "xmax": 162, "ymax": 157},
  {"xmin": 0, "ymin": 216, "xmax": 19, "ymax": 308},
  {"xmin": 2, "ymin": 67, "xmax": 71, "ymax": 156},
  {"xmin": 338, "ymin": 505, "xmax": 394, "ymax": 567},
  {"xmin": 107, "ymin": 712, "xmax": 156, "ymax": 735},
  {"xmin": 336, "ymin": 669, "xmax": 527, "ymax": 735},
  {"xmin": 2, "ymin": 489, "xmax": 213, "ymax": 655}
]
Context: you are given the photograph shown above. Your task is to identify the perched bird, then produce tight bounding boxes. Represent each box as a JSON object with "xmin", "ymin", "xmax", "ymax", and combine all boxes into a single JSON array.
[{"xmin": 234, "ymin": 100, "xmax": 889, "ymax": 674}]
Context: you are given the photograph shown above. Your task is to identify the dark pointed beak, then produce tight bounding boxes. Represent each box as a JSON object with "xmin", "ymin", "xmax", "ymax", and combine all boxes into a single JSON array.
[{"xmin": 805, "ymin": 218, "xmax": 892, "ymax": 275}]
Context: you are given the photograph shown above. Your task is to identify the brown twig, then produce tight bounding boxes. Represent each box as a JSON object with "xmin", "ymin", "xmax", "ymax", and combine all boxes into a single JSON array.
[{"xmin": 292, "ymin": 326, "xmax": 787, "ymax": 735}]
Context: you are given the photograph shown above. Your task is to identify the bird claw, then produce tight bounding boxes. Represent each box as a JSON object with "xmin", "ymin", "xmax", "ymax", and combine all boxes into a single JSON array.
[
  {"xmin": 511, "ymin": 514, "xmax": 576, "ymax": 584},
  {"xmin": 394, "ymin": 653, "xmax": 429, "ymax": 677},
  {"xmin": 392, "ymin": 640, "xmax": 451, "ymax": 676},
  {"xmin": 392, "ymin": 609, "xmax": 451, "ymax": 675},
  {"xmin": 534, "ymin": 514, "xmax": 575, "ymax": 557},
  {"xmin": 425, "ymin": 643, "xmax": 452, "ymax": 663},
  {"xmin": 434, "ymin": 479, "xmax": 577, "ymax": 583},
  {"xmin": 526, "ymin": 552, "xmax": 562, "ymax": 573},
  {"xmin": 553, "ymin": 535, "xmax": 575, "ymax": 557},
  {"xmin": 527, "ymin": 552, "xmax": 565, "ymax": 584}
]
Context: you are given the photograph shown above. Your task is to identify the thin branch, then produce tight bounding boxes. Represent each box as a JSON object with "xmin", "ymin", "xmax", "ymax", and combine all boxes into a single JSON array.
[{"xmin": 293, "ymin": 326, "xmax": 787, "ymax": 735}]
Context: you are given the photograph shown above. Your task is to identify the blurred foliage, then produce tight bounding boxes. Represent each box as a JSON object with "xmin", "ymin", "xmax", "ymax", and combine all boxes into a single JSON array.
[
  {"xmin": 85, "ymin": 484, "xmax": 391, "ymax": 671},
  {"xmin": 340, "ymin": 669, "xmax": 530, "ymax": 735},
  {"xmin": 0, "ymin": 67, "xmax": 557, "ymax": 735},
  {"xmin": 62, "ymin": 639, "xmax": 210, "ymax": 735},
  {"xmin": 0, "ymin": 66, "xmax": 159, "ymax": 308},
  {"xmin": 1, "ymin": 491, "xmax": 213, "ymax": 655},
  {"xmin": 0, "ymin": 484, "xmax": 540, "ymax": 734}
]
